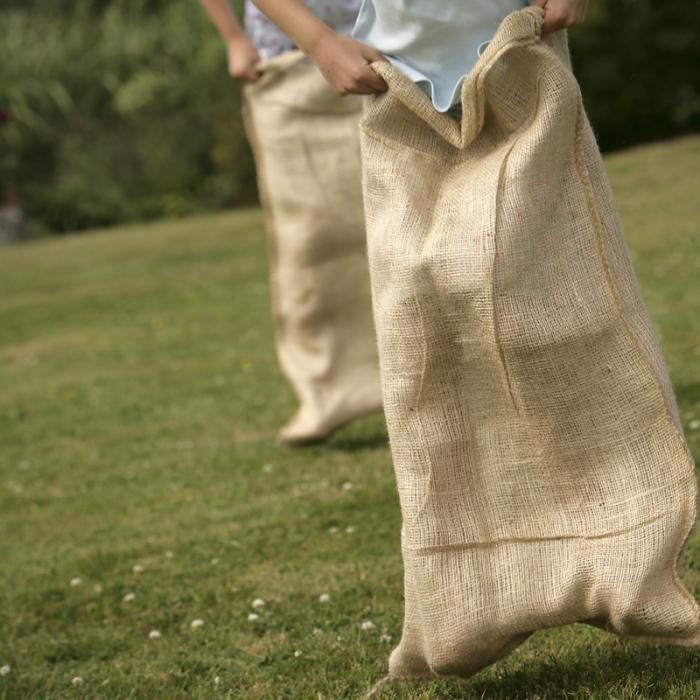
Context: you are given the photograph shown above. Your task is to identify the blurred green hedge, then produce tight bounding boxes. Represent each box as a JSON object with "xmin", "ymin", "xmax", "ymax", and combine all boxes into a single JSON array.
[
  {"xmin": 1, "ymin": 0, "xmax": 698, "ymax": 235},
  {"xmin": 570, "ymin": 0, "xmax": 700, "ymax": 152},
  {"xmin": 0, "ymin": 0, "xmax": 256, "ymax": 235}
]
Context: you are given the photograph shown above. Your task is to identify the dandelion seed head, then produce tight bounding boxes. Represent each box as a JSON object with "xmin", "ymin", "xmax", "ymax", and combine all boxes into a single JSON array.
[{"xmin": 71, "ymin": 677, "xmax": 83, "ymax": 686}]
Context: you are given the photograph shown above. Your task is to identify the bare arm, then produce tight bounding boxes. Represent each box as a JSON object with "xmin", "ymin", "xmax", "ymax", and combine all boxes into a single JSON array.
[
  {"xmin": 530, "ymin": 0, "xmax": 589, "ymax": 36},
  {"xmin": 199, "ymin": 0, "xmax": 261, "ymax": 82},
  {"xmin": 252, "ymin": 0, "xmax": 387, "ymax": 95}
]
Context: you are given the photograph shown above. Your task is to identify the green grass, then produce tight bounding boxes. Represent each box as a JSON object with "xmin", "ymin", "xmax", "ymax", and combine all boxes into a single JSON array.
[{"xmin": 1, "ymin": 137, "xmax": 699, "ymax": 699}]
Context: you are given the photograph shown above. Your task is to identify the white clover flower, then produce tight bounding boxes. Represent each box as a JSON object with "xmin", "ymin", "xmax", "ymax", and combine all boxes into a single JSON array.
[
  {"xmin": 380, "ymin": 634, "xmax": 392, "ymax": 643},
  {"xmin": 148, "ymin": 629, "xmax": 161, "ymax": 640},
  {"xmin": 93, "ymin": 584, "xmax": 103, "ymax": 594},
  {"xmin": 0, "ymin": 665, "xmax": 10, "ymax": 676},
  {"xmin": 360, "ymin": 620, "xmax": 376, "ymax": 631},
  {"xmin": 191, "ymin": 619, "xmax": 204, "ymax": 629},
  {"xmin": 318, "ymin": 593, "xmax": 331, "ymax": 604},
  {"xmin": 71, "ymin": 677, "xmax": 83, "ymax": 686},
  {"xmin": 247, "ymin": 613, "xmax": 260, "ymax": 622},
  {"xmin": 345, "ymin": 526, "xmax": 355, "ymax": 534},
  {"xmin": 251, "ymin": 598, "xmax": 265, "ymax": 609},
  {"xmin": 70, "ymin": 577, "xmax": 82, "ymax": 587},
  {"xmin": 132, "ymin": 565, "xmax": 144, "ymax": 574},
  {"xmin": 689, "ymin": 419, "xmax": 700, "ymax": 430},
  {"xmin": 293, "ymin": 650, "xmax": 303, "ymax": 658},
  {"xmin": 123, "ymin": 593, "xmax": 136, "ymax": 603},
  {"xmin": 341, "ymin": 482, "xmax": 353, "ymax": 492}
]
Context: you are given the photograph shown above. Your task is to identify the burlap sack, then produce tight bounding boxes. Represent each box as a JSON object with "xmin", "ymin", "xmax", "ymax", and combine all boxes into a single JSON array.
[
  {"xmin": 360, "ymin": 7, "xmax": 699, "ymax": 680},
  {"xmin": 243, "ymin": 52, "xmax": 382, "ymax": 443}
]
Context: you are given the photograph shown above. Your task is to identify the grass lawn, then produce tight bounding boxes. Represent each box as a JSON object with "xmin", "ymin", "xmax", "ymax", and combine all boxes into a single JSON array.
[{"xmin": 1, "ymin": 136, "xmax": 699, "ymax": 699}]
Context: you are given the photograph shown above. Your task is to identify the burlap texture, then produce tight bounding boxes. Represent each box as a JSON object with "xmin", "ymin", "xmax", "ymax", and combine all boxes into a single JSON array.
[
  {"xmin": 243, "ymin": 52, "xmax": 381, "ymax": 440},
  {"xmin": 360, "ymin": 7, "xmax": 699, "ymax": 680}
]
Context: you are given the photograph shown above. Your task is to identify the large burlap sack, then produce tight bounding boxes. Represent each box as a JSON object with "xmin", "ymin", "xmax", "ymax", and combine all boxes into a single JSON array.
[
  {"xmin": 360, "ymin": 7, "xmax": 699, "ymax": 680},
  {"xmin": 243, "ymin": 52, "xmax": 382, "ymax": 442}
]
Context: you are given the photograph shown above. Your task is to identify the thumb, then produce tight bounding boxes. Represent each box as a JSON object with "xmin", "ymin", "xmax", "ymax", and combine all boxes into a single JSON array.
[
  {"xmin": 246, "ymin": 66, "xmax": 262, "ymax": 82},
  {"xmin": 362, "ymin": 45, "xmax": 388, "ymax": 65}
]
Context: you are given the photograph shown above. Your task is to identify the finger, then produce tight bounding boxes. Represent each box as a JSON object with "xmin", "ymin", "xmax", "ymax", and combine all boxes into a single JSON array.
[
  {"xmin": 362, "ymin": 46, "xmax": 389, "ymax": 64},
  {"xmin": 362, "ymin": 64, "xmax": 388, "ymax": 92},
  {"xmin": 541, "ymin": 9, "xmax": 567, "ymax": 36},
  {"xmin": 245, "ymin": 67, "xmax": 262, "ymax": 82}
]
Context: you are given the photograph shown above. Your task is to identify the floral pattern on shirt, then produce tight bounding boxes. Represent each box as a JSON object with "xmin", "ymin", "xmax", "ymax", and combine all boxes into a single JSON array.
[{"xmin": 245, "ymin": 0, "xmax": 361, "ymax": 59}]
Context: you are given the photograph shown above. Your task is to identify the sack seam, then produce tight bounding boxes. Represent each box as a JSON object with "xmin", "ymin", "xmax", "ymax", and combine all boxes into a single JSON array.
[
  {"xmin": 572, "ymin": 103, "xmax": 700, "ymax": 622},
  {"xmin": 409, "ymin": 510, "xmax": 670, "ymax": 555}
]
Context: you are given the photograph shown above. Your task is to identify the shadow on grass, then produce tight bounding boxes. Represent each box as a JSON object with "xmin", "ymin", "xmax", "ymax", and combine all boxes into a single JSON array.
[
  {"xmin": 460, "ymin": 640, "xmax": 699, "ymax": 699},
  {"xmin": 314, "ymin": 412, "xmax": 390, "ymax": 453},
  {"xmin": 327, "ymin": 429, "xmax": 389, "ymax": 453}
]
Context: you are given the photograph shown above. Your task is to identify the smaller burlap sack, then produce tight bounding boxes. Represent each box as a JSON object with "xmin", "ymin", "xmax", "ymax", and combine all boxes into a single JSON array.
[
  {"xmin": 243, "ymin": 52, "xmax": 382, "ymax": 442},
  {"xmin": 360, "ymin": 6, "xmax": 700, "ymax": 681}
]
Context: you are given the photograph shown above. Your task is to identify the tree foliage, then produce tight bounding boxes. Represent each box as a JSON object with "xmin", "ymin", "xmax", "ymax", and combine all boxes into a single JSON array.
[{"xmin": 1, "ymin": 0, "xmax": 698, "ymax": 234}]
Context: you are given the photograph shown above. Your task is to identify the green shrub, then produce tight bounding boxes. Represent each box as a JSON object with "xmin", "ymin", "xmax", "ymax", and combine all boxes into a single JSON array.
[
  {"xmin": 1, "ymin": 0, "xmax": 698, "ymax": 234},
  {"xmin": 570, "ymin": 0, "xmax": 700, "ymax": 151},
  {"xmin": 0, "ymin": 0, "xmax": 255, "ymax": 234}
]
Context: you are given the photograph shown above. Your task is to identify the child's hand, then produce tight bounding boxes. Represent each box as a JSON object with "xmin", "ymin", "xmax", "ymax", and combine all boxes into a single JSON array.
[
  {"xmin": 227, "ymin": 36, "xmax": 262, "ymax": 82},
  {"xmin": 309, "ymin": 30, "xmax": 388, "ymax": 96},
  {"xmin": 530, "ymin": 0, "xmax": 589, "ymax": 36}
]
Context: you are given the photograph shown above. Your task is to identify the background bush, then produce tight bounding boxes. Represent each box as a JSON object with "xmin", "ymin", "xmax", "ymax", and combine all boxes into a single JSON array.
[
  {"xmin": 0, "ymin": 0, "xmax": 255, "ymax": 235},
  {"xmin": 1, "ymin": 0, "xmax": 698, "ymax": 235},
  {"xmin": 570, "ymin": 0, "xmax": 700, "ymax": 152}
]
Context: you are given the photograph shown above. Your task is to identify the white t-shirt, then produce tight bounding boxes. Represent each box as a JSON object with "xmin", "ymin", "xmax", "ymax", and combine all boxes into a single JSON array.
[{"xmin": 352, "ymin": 0, "xmax": 529, "ymax": 112}]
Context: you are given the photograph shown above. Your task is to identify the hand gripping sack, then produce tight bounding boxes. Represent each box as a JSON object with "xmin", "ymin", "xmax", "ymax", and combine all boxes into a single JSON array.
[
  {"xmin": 360, "ymin": 7, "xmax": 700, "ymax": 680},
  {"xmin": 243, "ymin": 52, "xmax": 382, "ymax": 440}
]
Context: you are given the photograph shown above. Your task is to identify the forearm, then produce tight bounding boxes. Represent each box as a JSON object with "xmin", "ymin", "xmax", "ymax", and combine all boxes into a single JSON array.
[
  {"xmin": 199, "ymin": 0, "xmax": 246, "ymax": 42},
  {"xmin": 252, "ymin": 0, "xmax": 333, "ymax": 55}
]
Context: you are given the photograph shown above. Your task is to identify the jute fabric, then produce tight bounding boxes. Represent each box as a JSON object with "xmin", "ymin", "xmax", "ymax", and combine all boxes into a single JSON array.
[
  {"xmin": 243, "ymin": 52, "xmax": 381, "ymax": 440},
  {"xmin": 360, "ymin": 7, "xmax": 699, "ymax": 680}
]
